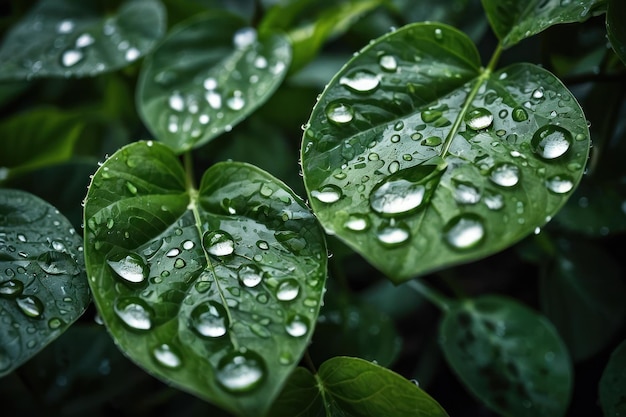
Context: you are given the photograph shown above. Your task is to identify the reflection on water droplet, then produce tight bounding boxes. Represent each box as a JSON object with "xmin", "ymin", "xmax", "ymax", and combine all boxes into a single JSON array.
[
  {"xmin": 531, "ymin": 125, "xmax": 572, "ymax": 160},
  {"xmin": 339, "ymin": 70, "xmax": 380, "ymax": 93},
  {"xmin": 61, "ymin": 49, "xmax": 84, "ymax": 67},
  {"xmin": 465, "ymin": 108, "xmax": 494, "ymax": 130},
  {"xmin": 484, "ymin": 191, "xmax": 504, "ymax": 210},
  {"xmin": 443, "ymin": 214, "xmax": 485, "ymax": 250},
  {"xmin": 285, "ymin": 314, "xmax": 309, "ymax": 337},
  {"xmin": 370, "ymin": 179, "xmax": 425, "ymax": 216},
  {"xmin": 0, "ymin": 280, "xmax": 23, "ymax": 298},
  {"xmin": 377, "ymin": 223, "xmax": 410, "ymax": 247},
  {"xmin": 107, "ymin": 253, "xmax": 148, "ymax": 284},
  {"xmin": 545, "ymin": 175, "xmax": 574, "ymax": 194},
  {"xmin": 153, "ymin": 344, "xmax": 182, "ymax": 368},
  {"xmin": 311, "ymin": 184, "xmax": 342, "ymax": 203},
  {"xmin": 379, "ymin": 54, "xmax": 397, "ymax": 71},
  {"xmin": 256, "ymin": 240, "xmax": 269, "ymax": 250},
  {"xmin": 190, "ymin": 301, "xmax": 229, "ymax": 338},
  {"xmin": 125, "ymin": 47, "xmax": 140, "ymax": 62},
  {"xmin": 76, "ymin": 33, "xmax": 95, "ymax": 48},
  {"xmin": 434, "ymin": 28, "xmax": 443, "ymax": 40},
  {"xmin": 166, "ymin": 248, "xmax": 180, "ymax": 257},
  {"xmin": 203, "ymin": 230, "xmax": 235, "ymax": 256},
  {"xmin": 206, "ymin": 90, "xmax": 222, "ymax": 109},
  {"xmin": 489, "ymin": 163, "xmax": 520, "ymax": 187},
  {"xmin": 422, "ymin": 136, "xmax": 442, "ymax": 146},
  {"xmin": 169, "ymin": 91, "xmax": 185, "ymax": 112},
  {"xmin": 421, "ymin": 109, "xmax": 442, "ymax": 123},
  {"xmin": 227, "ymin": 90, "xmax": 245, "ymax": 111},
  {"xmin": 344, "ymin": 213, "xmax": 370, "ymax": 232},
  {"xmin": 325, "ymin": 102, "xmax": 354, "ymax": 125},
  {"xmin": 238, "ymin": 264, "xmax": 264, "ymax": 288},
  {"xmin": 216, "ymin": 350, "xmax": 266, "ymax": 393},
  {"xmin": 233, "ymin": 27, "xmax": 257, "ymax": 49},
  {"xmin": 115, "ymin": 298, "xmax": 152, "ymax": 330},
  {"xmin": 454, "ymin": 182, "xmax": 481, "ymax": 205},
  {"xmin": 276, "ymin": 279, "xmax": 300, "ymax": 301},
  {"xmin": 38, "ymin": 251, "xmax": 79, "ymax": 275},
  {"xmin": 57, "ymin": 20, "xmax": 75, "ymax": 33},
  {"xmin": 17, "ymin": 295, "xmax": 44, "ymax": 318},
  {"xmin": 512, "ymin": 107, "xmax": 528, "ymax": 122},
  {"xmin": 48, "ymin": 317, "xmax": 64, "ymax": 329}
]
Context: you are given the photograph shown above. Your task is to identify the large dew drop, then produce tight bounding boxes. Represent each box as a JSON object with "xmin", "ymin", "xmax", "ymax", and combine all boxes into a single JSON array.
[
  {"xmin": 311, "ymin": 184, "xmax": 342, "ymax": 204},
  {"xmin": 238, "ymin": 264, "xmax": 264, "ymax": 288},
  {"xmin": 0, "ymin": 280, "xmax": 24, "ymax": 298},
  {"xmin": 377, "ymin": 223, "xmax": 410, "ymax": 247},
  {"xmin": 106, "ymin": 253, "xmax": 148, "ymax": 284},
  {"xmin": 203, "ymin": 230, "xmax": 235, "ymax": 256},
  {"xmin": 114, "ymin": 298, "xmax": 153, "ymax": 331},
  {"xmin": 153, "ymin": 344, "xmax": 182, "ymax": 369},
  {"xmin": 454, "ymin": 182, "xmax": 481, "ymax": 205},
  {"xmin": 37, "ymin": 251, "xmax": 79, "ymax": 275},
  {"xmin": 216, "ymin": 350, "xmax": 266, "ymax": 393},
  {"xmin": 285, "ymin": 314, "xmax": 309, "ymax": 338},
  {"xmin": 276, "ymin": 279, "xmax": 300, "ymax": 301},
  {"xmin": 465, "ymin": 108, "xmax": 494, "ymax": 130},
  {"xmin": 325, "ymin": 102, "xmax": 354, "ymax": 125},
  {"xmin": 379, "ymin": 54, "xmax": 398, "ymax": 72},
  {"xmin": 16, "ymin": 295, "xmax": 44, "ymax": 318},
  {"xmin": 61, "ymin": 49, "xmax": 83, "ymax": 67},
  {"xmin": 443, "ymin": 214, "xmax": 485, "ymax": 250},
  {"xmin": 344, "ymin": 213, "xmax": 370, "ymax": 232},
  {"xmin": 190, "ymin": 301, "xmax": 229, "ymax": 338},
  {"xmin": 489, "ymin": 163, "xmax": 520, "ymax": 187},
  {"xmin": 545, "ymin": 175, "xmax": 574, "ymax": 194},
  {"xmin": 339, "ymin": 70, "xmax": 380, "ymax": 94},
  {"xmin": 370, "ymin": 179, "xmax": 425, "ymax": 216},
  {"xmin": 531, "ymin": 125, "xmax": 572, "ymax": 160}
]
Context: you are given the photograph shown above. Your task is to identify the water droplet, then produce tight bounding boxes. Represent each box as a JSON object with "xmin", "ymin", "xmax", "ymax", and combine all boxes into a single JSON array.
[
  {"xmin": 325, "ymin": 102, "xmax": 354, "ymax": 125},
  {"xmin": 379, "ymin": 54, "xmax": 397, "ymax": 71},
  {"xmin": 276, "ymin": 279, "xmax": 300, "ymax": 301},
  {"xmin": 126, "ymin": 181, "xmax": 138, "ymax": 194},
  {"xmin": 203, "ymin": 77, "xmax": 217, "ymax": 90},
  {"xmin": 376, "ymin": 223, "xmax": 410, "ymax": 247},
  {"xmin": 370, "ymin": 165, "xmax": 440, "ymax": 216},
  {"xmin": 190, "ymin": 301, "xmax": 229, "ymax": 338},
  {"xmin": 484, "ymin": 191, "xmax": 504, "ymax": 210},
  {"xmin": 339, "ymin": 70, "xmax": 380, "ymax": 94},
  {"xmin": 421, "ymin": 109, "xmax": 442, "ymax": 123},
  {"xmin": 216, "ymin": 350, "xmax": 266, "ymax": 393},
  {"xmin": 311, "ymin": 184, "xmax": 342, "ymax": 203},
  {"xmin": 182, "ymin": 240, "xmax": 194, "ymax": 250},
  {"xmin": 125, "ymin": 47, "xmax": 140, "ymax": 62},
  {"xmin": 153, "ymin": 344, "xmax": 182, "ymax": 368},
  {"xmin": 454, "ymin": 181, "xmax": 481, "ymax": 205},
  {"xmin": 465, "ymin": 108, "xmax": 493, "ymax": 130},
  {"xmin": 174, "ymin": 258, "xmax": 186, "ymax": 269},
  {"xmin": 238, "ymin": 264, "xmax": 264, "ymax": 288},
  {"xmin": 285, "ymin": 314, "xmax": 309, "ymax": 337},
  {"xmin": 166, "ymin": 248, "xmax": 180, "ymax": 257},
  {"xmin": 114, "ymin": 298, "xmax": 152, "ymax": 330},
  {"xmin": 37, "ymin": 251, "xmax": 79, "ymax": 275},
  {"xmin": 344, "ymin": 213, "xmax": 370, "ymax": 232},
  {"xmin": 61, "ymin": 49, "xmax": 83, "ymax": 67},
  {"xmin": 0, "ymin": 279, "xmax": 23, "ymax": 298},
  {"xmin": 254, "ymin": 56, "xmax": 268, "ymax": 69},
  {"xmin": 107, "ymin": 253, "xmax": 148, "ymax": 284},
  {"xmin": 512, "ymin": 107, "xmax": 528, "ymax": 122},
  {"xmin": 203, "ymin": 230, "xmax": 235, "ymax": 256},
  {"xmin": 205, "ymin": 90, "xmax": 222, "ymax": 109},
  {"xmin": 531, "ymin": 125, "xmax": 572, "ymax": 159},
  {"xmin": 75, "ymin": 33, "xmax": 95, "ymax": 48},
  {"xmin": 48, "ymin": 317, "xmax": 64, "ymax": 329},
  {"xmin": 443, "ymin": 214, "xmax": 485, "ymax": 250},
  {"xmin": 489, "ymin": 163, "xmax": 520, "ymax": 187},
  {"xmin": 256, "ymin": 240, "xmax": 269, "ymax": 250},
  {"xmin": 545, "ymin": 175, "xmax": 574, "ymax": 194},
  {"xmin": 169, "ymin": 91, "xmax": 185, "ymax": 112},
  {"xmin": 532, "ymin": 88, "xmax": 544, "ymax": 99},
  {"xmin": 434, "ymin": 28, "xmax": 443, "ymax": 40},
  {"xmin": 17, "ymin": 295, "xmax": 44, "ymax": 318},
  {"xmin": 233, "ymin": 27, "xmax": 257, "ymax": 49},
  {"xmin": 421, "ymin": 136, "xmax": 442, "ymax": 146},
  {"xmin": 226, "ymin": 90, "xmax": 245, "ymax": 111},
  {"xmin": 57, "ymin": 20, "xmax": 75, "ymax": 33}
]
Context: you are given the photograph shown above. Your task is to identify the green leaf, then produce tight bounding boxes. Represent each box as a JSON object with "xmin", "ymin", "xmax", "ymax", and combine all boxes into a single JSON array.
[
  {"xmin": 481, "ymin": 0, "xmax": 606, "ymax": 48},
  {"xmin": 541, "ymin": 239, "xmax": 626, "ymax": 361},
  {"xmin": 607, "ymin": 0, "xmax": 626, "ymax": 65},
  {"xmin": 0, "ymin": 0, "xmax": 166, "ymax": 80},
  {"xmin": 0, "ymin": 108, "xmax": 85, "ymax": 182},
  {"xmin": 599, "ymin": 339, "xmax": 626, "ymax": 417},
  {"xmin": 319, "ymin": 356, "xmax": 449, "ymax": 417},
  {"xmin": 440, "ymin": 296, "xmax": 572, "ymax": 417},
  {"xmin": 83, "ymin": 141, "xmax": 327, "ymax": 417},
  {"xmin": 266, "ymin": 367, "xmax": 326, "ymax": 417},
  {"xmin": 301, "ymin": 22, "xmax": 590, "ymax": 282},
  {"xmin": 137, "ymin": 12, "xmax": 292, "ymax": 153},
  {"xmin": 0, "ymin": 189, "xmax": 90, "ymax": 377}
]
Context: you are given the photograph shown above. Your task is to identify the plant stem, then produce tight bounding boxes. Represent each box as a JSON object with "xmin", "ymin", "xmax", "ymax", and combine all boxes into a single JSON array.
[
  {"xmin": 406, "ymin": 279, "xmax": 452, "ymax": 312},
  {"xmin": 183, "ymin": 151, "xmax": 196, "ymax": 191},
  {"xmin": 304, "ymin": 349, "xmax": 318, "ymax": 374}
]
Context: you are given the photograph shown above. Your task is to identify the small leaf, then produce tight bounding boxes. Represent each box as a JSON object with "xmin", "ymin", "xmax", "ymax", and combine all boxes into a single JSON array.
[
  {"xmin": 607, "ymin": 0, "xmax": 626, "ymax": 64},
  {"xmin": 440, "ymin": 296, "xmax": 572, "ymax": 417},
  {"xmin": 481, "ymin": 0, "xmax": 606, "ymax": 48},
  {"xmin": 0, "ymin": 0, "xmax": 166, "ymax": 80},
  {"xmin": 0, "ymin": 189, "xmax": 90, "ymax": 377},
  {"xmin": 301, "ymin": 22, "xmax": 590, "ymax": 282},
  {"xmin": 0, "ymin": 108, "xmax": 85, "ymax": 182},
  {"xmin": 599, "ymin": 339, "xmax": 626, "ymax": 417},
  {"xmin": 319, "ymin": 356, "xmax": 449, "ymax": 417},
  {"xmin": 266, "ymin": 367, "xmax": 326, "ymax": 417},
  {"xmin": 541, "ymin": 239, "xmax": 626, "ymax": 361},
  {"xmin": 83, "ymin": 141, "xmax": 327, "ymax": 417},
  {"xmin": 137, "ymin": 12, "xmax": 292, "ymax": 153}
]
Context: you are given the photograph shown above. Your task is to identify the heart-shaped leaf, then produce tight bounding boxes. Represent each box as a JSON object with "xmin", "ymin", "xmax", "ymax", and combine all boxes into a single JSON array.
[
  {"xmin": 599, "ymin": 339, "xmax": 626, "ymax": 417},
  {"xmin": 137, "ymin": 12, "xmax": 292, "ymax": 153},
  {"xmin": 440, "ymin": 296, "xmax": 572, "ymax": 417},
  {"xmin": 0, "ymin": 0, "xmax": 166, "ymax": 80},
  {"xmin": 0, "ymin": 189, "xmax": 90, "ymax": 377},
  {"xmin": 83, "ymin": 141, "xmax": 327, "ymax": 417},
  {"xmin": 607, "ymin": 0, "xmax": 626, "ymax": 64},
  {"xmin": 481, "ymin": 0, "xmax": 606, "ymax": 48},
  {"xmin": 301, "ymin": 22, "xmax": 590, "ymax": 282}
]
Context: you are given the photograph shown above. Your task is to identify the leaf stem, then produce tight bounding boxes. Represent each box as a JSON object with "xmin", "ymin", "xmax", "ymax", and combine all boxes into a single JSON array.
[
  {"xmin": 406, "ymin": 279, "xmax": 452, "ymax": 312},
  {"xmin": 440, "ymin": 42, "xmax": 503, "ymax": 159},
  {"xmin": 183, "ymin": 151, "xmax": 196, "ymax": 190}
]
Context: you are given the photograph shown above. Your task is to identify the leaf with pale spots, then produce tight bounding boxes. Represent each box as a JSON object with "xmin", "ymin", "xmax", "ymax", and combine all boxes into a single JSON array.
[
  {"xmin": 440, "ymin": 296, "xmax": 572, "ymax": 417},
  {"xmin": 0, "ymin": 189, "xmax": 90, "ymax": 377},
  {"xmin": 300, "ymin": 22, "xmax": 590, "ymax": 282},
  {"xmin": 481, "ymin": 0, "xmax": 606, "ymax": 48},
  {"xmin": 83, "ymin": 141, "xmax": 327, "ymax": 417},
  {"xmin": 0, "ymin": 0, "xmax": 166, "ymax": 80},
  {"xmin": 137, "ymin": 12, "xmax": 292, "ymax": 153}
]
